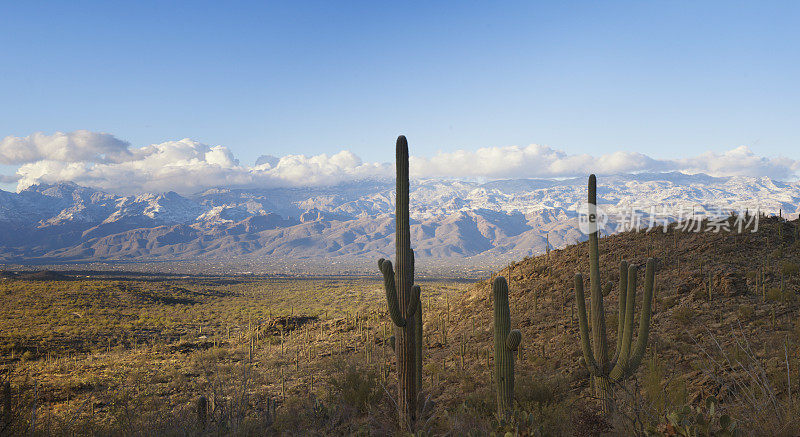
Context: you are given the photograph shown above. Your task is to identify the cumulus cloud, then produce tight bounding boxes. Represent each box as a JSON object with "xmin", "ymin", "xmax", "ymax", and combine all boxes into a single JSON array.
[
  {"xmin": 0, "ymin": 130, "xmax": 132, "ymax": 164},
  {"xmin": 671, "ymin": 146, "xmax": 800, "ymax": 180},
  {"xmin": 410, "ymin": 144, "xmax": 669, "ymax": 178},
  {"xmin": 4, "ymin": 131, "xmax": 798, "ymax": 194},
  {"xmin": 13, "ymin": 136, "xmax": 392, "ymax": 194},
  {"xmin": 409, "ymin": 144, "xmax": 799, "ymax": 180}
]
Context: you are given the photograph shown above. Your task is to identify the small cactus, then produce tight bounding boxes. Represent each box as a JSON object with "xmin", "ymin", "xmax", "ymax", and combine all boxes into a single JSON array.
[
  {"xmin": 708, "ymin": 271, "xmax": 713, "ymax": 302},
  {"xmin": 546, "ymin": 232, "xmax": 551, "ymax": 259},
  {"xmin": 492, "ymin": 276, "xmax": 522, "ymax": 419},
  {"xmin": 197, "ymin": 396, "xmax": 208, "ymax": 429},
  {"xmin": 2, "ymin": 381, "xmax": 11, "ymax": 425}
]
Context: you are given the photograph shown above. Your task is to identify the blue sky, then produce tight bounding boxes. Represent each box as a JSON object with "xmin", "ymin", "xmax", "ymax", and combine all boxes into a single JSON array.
[{"xmin": 1, "ymin": 1, "xmax": 799, "ymax": 192}]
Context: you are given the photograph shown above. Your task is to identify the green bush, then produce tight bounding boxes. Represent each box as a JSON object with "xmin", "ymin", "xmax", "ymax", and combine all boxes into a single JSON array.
[{"xmin": 327, "ymin": 362, "xmax": 383, "ymax": 414}]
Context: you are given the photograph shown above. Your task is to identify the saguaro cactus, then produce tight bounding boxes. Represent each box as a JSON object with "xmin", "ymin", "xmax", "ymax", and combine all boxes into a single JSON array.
[
  {"xmin": 414, "ymin": 296, "xmax": 422, "ymax": 391},
  {"xmin": 197, "ymin": 396, "xmax": 208, "ymax": 429},
  {"xmin": 378, "ymin": 135, "xmax": 422, "ymax": 428},
  {"xmin": 575, "ymin": 174, "xmax": 656, "ymax": 413},
  {"xmin": 492, "ymin": 276, "xmax": 522, "ymax": 419}
]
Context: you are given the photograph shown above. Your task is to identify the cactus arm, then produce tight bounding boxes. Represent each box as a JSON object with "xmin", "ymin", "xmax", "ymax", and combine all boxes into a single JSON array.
[
  {"xmin": 602, "ymin": 282, "xmax": 613, "ymax": 297},
  {"xmin": 615, "ymin": 261, "xmax": 629, "ymax": 354},
  {"xmin": 610, "ymin": 263, "xmax": 638, "ymax": 381},
  {"xmin": 611, "ymin": 260, "xmax": 629, "ymax": 368},
  {"xmin": 408, "ymin": 248, "xmax": 415, "ymax": 285},
  {"xmin": 587, "ymin": 174, "xmax": 610, "ymax": 371},
  {"xmin": 626, "ymin": 258, "xmax": 655, "ymax": 376},
  {"xmin": 405, "ymin": 285, "xmax": 421, "ymax": 320},
  {"xmin": 379, "ymin": 258, "xmax": 406, "ymax": 327},
  {"xmin": 506, "ymin": 329, "xmax": 522, "ymax": 351},
  {"xmin": 574, "ymin": 274, "xmax": 600, "ymax": 375}
]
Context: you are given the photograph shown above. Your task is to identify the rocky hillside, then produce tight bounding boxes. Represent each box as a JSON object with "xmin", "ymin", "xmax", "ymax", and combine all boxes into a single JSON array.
[{"xmin": 439, "ymin": 214, "xmax": 800, "ymax": 433}]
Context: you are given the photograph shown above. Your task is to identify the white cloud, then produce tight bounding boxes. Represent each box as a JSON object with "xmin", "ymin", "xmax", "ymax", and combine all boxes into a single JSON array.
[
  {"xmin": 0, "ymin": 130, "xmax": 132, "ymax": 164},
  {"xmin": 6, "ymin": 131, "xmax": 799, "ymax": 194},
  {"xmin": 14, "ymin": 137, "xmax": 393, "ymax": 194},
  {"xmin": 671, "ymin": 146, "xmax": 800, "ymax": 179},
  {"xmin": 410, "ymin": 143, "xmax": 799, "ymax": 180},
  {"xmin": 409, "ymin": 144, "xmax": 669, "ymax": 178}
]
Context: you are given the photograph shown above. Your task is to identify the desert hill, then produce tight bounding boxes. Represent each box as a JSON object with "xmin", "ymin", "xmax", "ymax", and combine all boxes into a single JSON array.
[{"xmin": 433, "ymin": 213, "xmax": 799, "ymax": 433}]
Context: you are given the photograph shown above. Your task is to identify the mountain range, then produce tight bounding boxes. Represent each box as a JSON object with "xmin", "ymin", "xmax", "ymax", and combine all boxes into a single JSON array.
[{"xmin": 0, "ymin": 172, "xmax": 797, "ymax": 270}]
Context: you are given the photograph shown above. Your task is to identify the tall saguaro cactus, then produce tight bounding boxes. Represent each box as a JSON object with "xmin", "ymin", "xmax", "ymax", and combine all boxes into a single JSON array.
[
  {"xmin": 493, "ymin": 276, "xmax": 522, "ymax": 419},
  {"xmin": 378, "ymin": 135, "xmax": 422, "ymax": 428},
  {"xmin": 414, "ymin": 296, "xmax": 422, "ymax": 391},
  {"xmin": 575, "ymin": 174, "xmax": 655, "ymax": 413}
]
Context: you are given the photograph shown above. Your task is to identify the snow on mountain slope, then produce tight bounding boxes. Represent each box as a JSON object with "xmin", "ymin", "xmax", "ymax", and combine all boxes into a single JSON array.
[{"xmin": 0, "ymin": 173, "xmax": 797, "ymax": 264}]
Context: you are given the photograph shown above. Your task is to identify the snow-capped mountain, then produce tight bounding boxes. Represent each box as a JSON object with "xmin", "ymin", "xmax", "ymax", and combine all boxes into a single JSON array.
[{"xmin": 0, "ymin": 173, "xmax": 797, "ymax": 265}]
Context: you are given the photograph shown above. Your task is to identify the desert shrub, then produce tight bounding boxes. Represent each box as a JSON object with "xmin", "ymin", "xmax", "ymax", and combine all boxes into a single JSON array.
[
  {"xmin": 643, "ymin": 353, "xmax": 689, "ymax": 418},
  {"xmin": 443, "ymin": 397, "xmax": 493, "ymax": 434},
  {"xmin": 493, "ymin": 403, "xmax": 572, "ymax": 437},
  {"xmin": 570, "ymin": 405, "xmax": 612, "ymax": 436},
  {"xmin": 665, "ymin": 377, "xmax": 688, "ymax": 408},
  {"xmin": 643, "ymin": 353, "xmax": 666, "ymax": 414},
  {"xmin": 274, "ymin": 394, "xmax": 332, "ymax": 435},
  {"xmin": 737, "ymin": 304, "xmax": 755, "ymax": 320},
  {"xmin": 692, "ymin": 286, "xmax": 707, "ymax": 301},
  {"xmin": 460, "ymin": 382, "xmax": 494, "ymax": 414},
  {"xmin": 766, "ymin": 287, "xmax": 782, "ymax": 302},
  {"xmin": 780, "ymin": 261, "xmax": 799, "ymax": 276},
  {"xmin": 517, "ymin": 374, "xmax": 556, "ymax": 408},
  {"xmin": 662, "ymin": 295, "xmax": 680, "ymax": 310},
  {"xmin": 672, "ymin": 306, "xmax": 696, "ymax": 325},
  {"xmin": 513, "ymin": 375, "xmax": 571, "ymax": 436},
  {"xmin": 327, "ymin": 362, "xmax": 383, "ymax": 415}
]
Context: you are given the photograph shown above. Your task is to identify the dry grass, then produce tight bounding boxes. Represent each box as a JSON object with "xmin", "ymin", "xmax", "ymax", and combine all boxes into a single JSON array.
[{"xmin": 1, "ymin": 216, "xmax": 800, "ymax": 435}]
